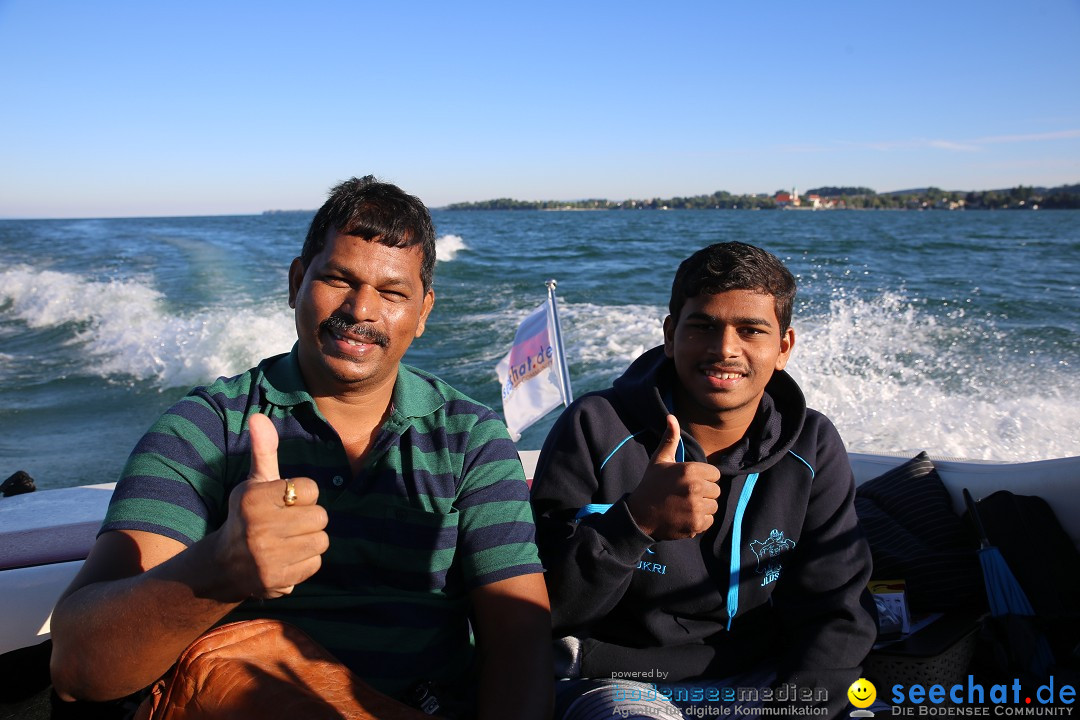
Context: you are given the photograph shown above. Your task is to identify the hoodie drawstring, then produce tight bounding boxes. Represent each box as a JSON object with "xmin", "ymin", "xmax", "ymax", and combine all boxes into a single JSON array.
[{"xmin": 726, "ymin": 472, "xmax": 760, "ymax": 631}]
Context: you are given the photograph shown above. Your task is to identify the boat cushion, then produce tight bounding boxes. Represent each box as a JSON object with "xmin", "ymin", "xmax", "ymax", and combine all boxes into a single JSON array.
[{"xmin": 854, "ymin": 452, "xmax": 982, "ymax": 612}]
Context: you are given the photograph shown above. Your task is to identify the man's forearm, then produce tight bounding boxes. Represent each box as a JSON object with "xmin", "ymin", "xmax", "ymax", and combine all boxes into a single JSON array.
[
  {"xmin": 470, "ymin": 574, "xmax": 554, "ymax": 720},
  {"xmin": 50, "ymin": 533, "xmax": 242, "ymax": 702},
  {"xmin": 52, "ymin": 452, "xmax": 330, "ymax": 702},
  {"xmin": 474, "ymin": 610, "xmax": 553, "ymax": 720}
]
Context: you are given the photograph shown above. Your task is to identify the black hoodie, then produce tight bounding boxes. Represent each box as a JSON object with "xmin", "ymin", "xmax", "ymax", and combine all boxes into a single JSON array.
[{"xmin": 531, "ymin": 346, "xmax": 875, "ymax": 717}]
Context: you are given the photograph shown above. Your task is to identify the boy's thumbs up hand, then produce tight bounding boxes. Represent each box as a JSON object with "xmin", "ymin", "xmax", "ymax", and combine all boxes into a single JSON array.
[{"xmin": 626, "ymin": 415, "xmax": 721, "ymax": 541}]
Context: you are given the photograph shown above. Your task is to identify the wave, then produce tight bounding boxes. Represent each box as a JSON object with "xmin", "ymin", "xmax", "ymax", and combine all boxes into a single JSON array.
[
  {"xmin": 792, "ymin": 293, "xmax": 1079, "ymax": 461},
  {"xmin": 0, "ymin": 266, "xmax": 294, "ymax": 388},
  {"xmin": 2, "ymin": 266, "xmax": 164, "ymax": 330},
  {"xmin": 435, "ymin": 234, "xmax": 466, "ymax": 262},
  {"xmin": 560, "ymin": 302, "xmax": 665, "ymax": 368}
]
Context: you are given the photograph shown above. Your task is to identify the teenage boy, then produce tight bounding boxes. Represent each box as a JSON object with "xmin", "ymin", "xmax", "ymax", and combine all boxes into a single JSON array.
[{"xmin": 531, "ymin": 242, "xmax": 875, "ymax": 719}]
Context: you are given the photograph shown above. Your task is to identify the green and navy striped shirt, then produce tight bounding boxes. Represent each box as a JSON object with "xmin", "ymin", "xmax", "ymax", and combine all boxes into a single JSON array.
[{"xmin": 102, "ymin": 345, "xmax": 543, "ymax": 696}]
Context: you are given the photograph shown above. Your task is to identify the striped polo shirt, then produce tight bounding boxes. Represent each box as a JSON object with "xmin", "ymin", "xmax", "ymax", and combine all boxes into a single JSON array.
[{"xmin": 102, "ymin": 345, "xmax": 543, "ymax": 696}]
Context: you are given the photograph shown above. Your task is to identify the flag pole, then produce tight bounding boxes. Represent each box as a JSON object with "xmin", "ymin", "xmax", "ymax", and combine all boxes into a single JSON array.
[{"xmin": 545, "ymin": 279, "xmax": 574, "ymax": 405}]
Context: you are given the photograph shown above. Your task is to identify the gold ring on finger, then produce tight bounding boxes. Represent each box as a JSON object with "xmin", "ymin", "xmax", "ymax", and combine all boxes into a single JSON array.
[{"xmin": 282, "ymin": 478, "xmax": 297, "ymax": 507}]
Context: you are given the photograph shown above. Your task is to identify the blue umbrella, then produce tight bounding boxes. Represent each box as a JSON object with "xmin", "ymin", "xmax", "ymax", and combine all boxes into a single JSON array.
[
  {"xmin": 964, "ymin": 488, "xmax": 1055, "ymax": 676},
  {"xmin": 966, "ymin": 487, "xmax": 1035, "ymax": 617}
]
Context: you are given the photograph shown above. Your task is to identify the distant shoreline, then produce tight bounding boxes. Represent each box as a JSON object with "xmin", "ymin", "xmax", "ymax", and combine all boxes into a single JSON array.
[
  {"xmin": 441, "ymin": 182, "xmax": 1080, "ymax": 212},
  {"xmin": 260, "ymin": 204, "xmax": 1080, "ymax": 216}
]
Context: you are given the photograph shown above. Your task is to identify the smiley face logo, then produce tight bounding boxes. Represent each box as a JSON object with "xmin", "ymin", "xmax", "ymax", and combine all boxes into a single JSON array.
[{"xmin": 847, "ymin": 678, "xmax": 876, "ymax": 709}]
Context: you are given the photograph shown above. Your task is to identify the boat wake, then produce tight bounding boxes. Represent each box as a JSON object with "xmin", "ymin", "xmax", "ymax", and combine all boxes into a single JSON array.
[
  {"xmin": 1, "ymin": 266, "xmax": 294, "ymax": 389},
  {"xmin": 552, "ymin": 295, "xmax": 1079, "ymax": 462},
  {"xmin": 3, "ymin": 266, "xmax": 1077, "ymax": 461}
]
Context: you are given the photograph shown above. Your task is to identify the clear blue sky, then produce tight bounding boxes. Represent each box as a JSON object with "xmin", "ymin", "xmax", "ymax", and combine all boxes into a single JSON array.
[{"xmin": 2, "ymin": 1, "xmax": 1078, "ymax": 218}]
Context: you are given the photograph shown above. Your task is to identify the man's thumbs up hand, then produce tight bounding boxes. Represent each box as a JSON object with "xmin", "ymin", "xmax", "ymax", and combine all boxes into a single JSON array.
[
  {"xmin": 212, "ymin": 414, "xmax": 330, "ymax": 601},
  {"xmin": 626, "ymin": 415, "xmax": 721, "ymax": 541},
  {"xmin": 247, "ymin": 412, "xmax": 282, "ymax": 483}
]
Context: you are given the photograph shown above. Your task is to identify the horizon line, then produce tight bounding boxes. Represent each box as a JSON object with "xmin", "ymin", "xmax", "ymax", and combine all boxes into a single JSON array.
[{"xmin": 3, "ymin": 181, "xmax": 1078, "ymax": 221}]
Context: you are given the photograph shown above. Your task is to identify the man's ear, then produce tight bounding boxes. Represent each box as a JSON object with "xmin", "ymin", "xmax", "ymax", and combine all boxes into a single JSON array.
[
  {"xmin": 662, "ymin": 315, "xmax": 675, "ymax": 358},
  {"xmin": 775, "ymin": 327, "xmax": 795, "ymax": 371},
  {"xmin": 288, "ymin": 258, "xmax": 305, "ymax": 308},
  {"xmin": 414, "ymin": 289, "xmax": 436, "ymax": 338}
]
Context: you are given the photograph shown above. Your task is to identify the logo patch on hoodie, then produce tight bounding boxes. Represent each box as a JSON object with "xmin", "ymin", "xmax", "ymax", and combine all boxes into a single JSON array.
[
  {"xmin": 636, "ymin": 559, "xmax": 667, "ymax": 575},
  {"xmin": 636, "ymin": 546, "xmax": 666, "ymax": 575},
  {"xmin": 750, "ymin": 529, "xmax": 796, "ymax": 587}
]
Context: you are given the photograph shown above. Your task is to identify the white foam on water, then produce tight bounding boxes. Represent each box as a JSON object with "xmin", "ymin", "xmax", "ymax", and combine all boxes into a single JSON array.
[
  {"xmin": 557, "ymin": 302, "xmax": 665, "ymax": 377},
  {"xmin": 552, "ymin": 295, "xmax": 1079, "ymax": 462},
  {"xmin": 1, "ymin": 266, "xmax": 295, "ymax": 388},
  {"xmin": 88, "ymin": 304, "xmax": 296, "ymax": 388},
  {"xmin": 435, "ymin": 234, "xmax": 466, "ymax": 262},
  {"xmin": 2, "ymin": 266, "xmax": 164, "ymax": 329},
  {"xmin": 791, "ymin": 293, "xmax": 1079, "ymax": 461}
]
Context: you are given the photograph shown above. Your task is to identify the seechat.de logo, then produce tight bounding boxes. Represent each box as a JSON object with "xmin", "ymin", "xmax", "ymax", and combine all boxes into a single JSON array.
[{"xmin": 888, "ymin": 675, "xmax": 1075, "ymax": 715}]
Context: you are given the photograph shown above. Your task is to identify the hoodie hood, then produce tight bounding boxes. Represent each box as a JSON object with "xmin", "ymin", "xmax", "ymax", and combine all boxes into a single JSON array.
[{"xmin": 611, "ymin": 345, "xmax": 806, "ymax": 477}]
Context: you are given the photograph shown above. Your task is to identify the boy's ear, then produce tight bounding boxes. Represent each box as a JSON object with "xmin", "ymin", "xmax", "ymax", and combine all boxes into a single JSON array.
[
  {"xmin": 775, "ymin": 327, "xmax": 795, "ymax": 370},
  {"xmin": 663, "ymin": 315, "xmax": 675, "ymax": 358}
]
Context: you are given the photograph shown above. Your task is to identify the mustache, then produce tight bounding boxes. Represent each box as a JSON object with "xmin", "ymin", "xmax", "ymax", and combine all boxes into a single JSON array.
[
  {"xmin": 321, "ymin": 315, "xmax": 390, "ymax": 348},
  {"xmin": 704, "ymin": 363, "xmax": 750, "ymax": 374}
]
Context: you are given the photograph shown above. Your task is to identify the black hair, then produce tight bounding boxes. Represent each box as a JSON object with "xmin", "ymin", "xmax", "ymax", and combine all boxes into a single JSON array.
[
  {"xmin": 301, "ymin": 175, "xmax": 436, "ymax": 291},
  {"xmin": 668, "ymin": 242, "xmax": 796, "ymax": 331}
]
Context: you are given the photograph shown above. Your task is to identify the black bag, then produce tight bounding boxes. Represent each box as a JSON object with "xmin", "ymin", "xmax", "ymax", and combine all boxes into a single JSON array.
[
  {"xmin": 966, "ymin": 491, "xmax": 1080, "ymax": 682},
  {"xmin": 968, "ymin": 491, "xmax": 1080, "ymax": 618}
]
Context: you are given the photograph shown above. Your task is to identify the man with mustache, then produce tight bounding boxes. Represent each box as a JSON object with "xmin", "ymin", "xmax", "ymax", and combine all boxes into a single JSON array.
[
  {"xmin": 531, "ymin": 242, "xmax": 875, "ymax": 718},
  {"xmin": 50, "ymin": 176, "xmax": 553, "ymax": 719}
]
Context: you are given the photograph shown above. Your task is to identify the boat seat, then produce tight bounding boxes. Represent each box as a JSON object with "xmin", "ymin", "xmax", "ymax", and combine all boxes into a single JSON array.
[
  {"xmin": 0, "ymin": 483, "xmax": 114, "ymax": 571},
  {"xmin": 849, "ymin": 452, "xmax": 1080, "ymax": 551},
  {"xmin": 0, "ymin": 484, "xmax": 115, "ymax": 657}
]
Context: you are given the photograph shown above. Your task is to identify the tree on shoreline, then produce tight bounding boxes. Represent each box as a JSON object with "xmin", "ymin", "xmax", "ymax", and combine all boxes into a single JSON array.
[{"xmin": 444, "ymin": 184, "xmax": 1080, "ymax": 211}]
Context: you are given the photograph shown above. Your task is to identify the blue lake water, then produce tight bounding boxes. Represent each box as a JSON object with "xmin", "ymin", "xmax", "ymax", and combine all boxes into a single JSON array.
[{"xmin": 2, "ymin": 209, "xmax": 1078, "ymax": 489}]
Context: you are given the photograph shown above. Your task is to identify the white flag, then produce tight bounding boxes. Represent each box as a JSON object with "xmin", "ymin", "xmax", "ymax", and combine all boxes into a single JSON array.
[{"xmin": 495, "ymin": 295, "xmax": 571, "ymax": 440}]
